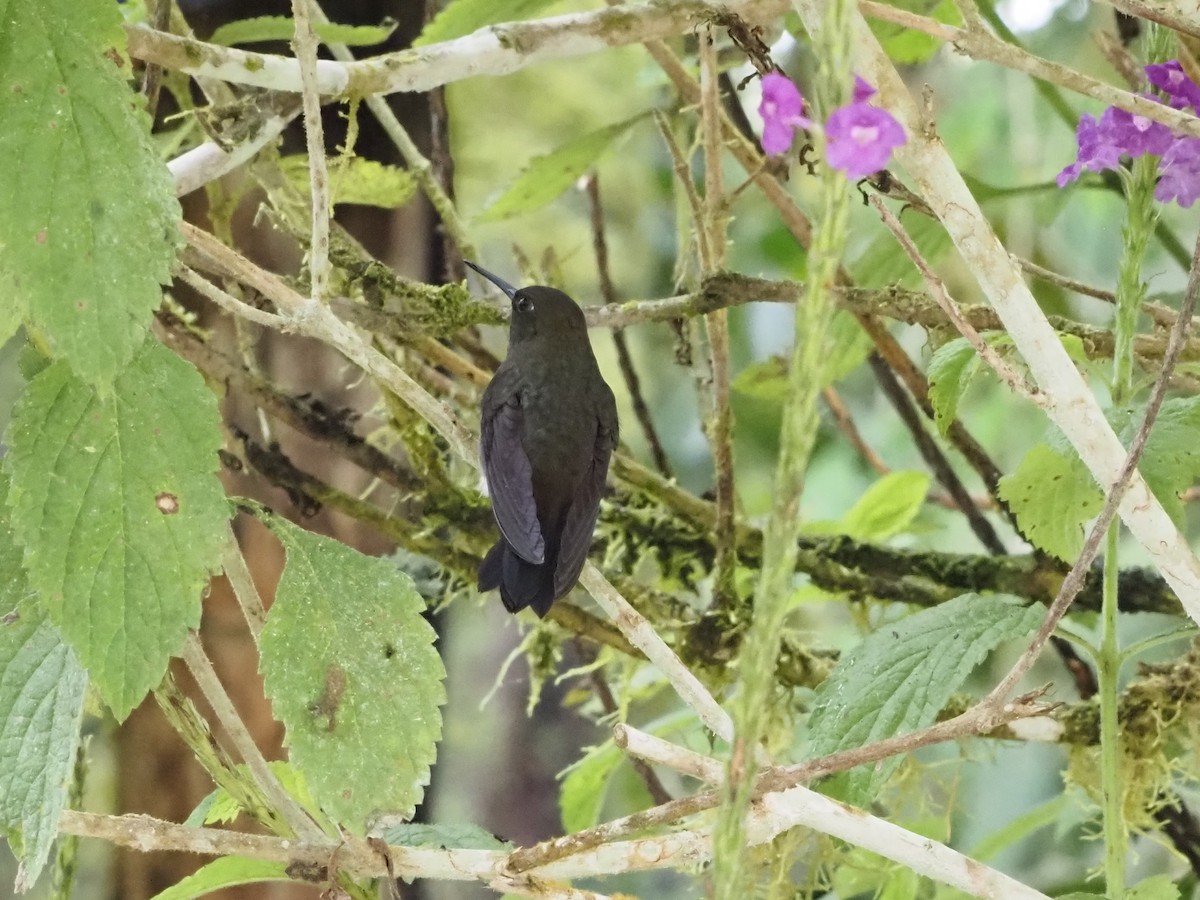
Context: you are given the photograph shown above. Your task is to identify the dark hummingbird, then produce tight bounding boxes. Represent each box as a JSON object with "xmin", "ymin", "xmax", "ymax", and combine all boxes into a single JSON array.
[{"xmin": 468, "ymin": 261, "xmax": 618, "ymax": 617}]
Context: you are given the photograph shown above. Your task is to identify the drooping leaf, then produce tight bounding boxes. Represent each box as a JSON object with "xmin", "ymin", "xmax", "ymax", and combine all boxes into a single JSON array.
[
  {"xmin": 375, "ymin": 823, "xmax": 511, "ymax": 851},
  {"xmin": 998, "ymin": 443, "xmax": 1101, "ymax": 562},
  {"xmin": 210, "ymin": 15, "xmax": 398, "ymax": 47},
  {"xmin": 0, "ymin": 0, "xmax": 181, "ymax": 385},
  {"xmin": 477, "ymin": 116, "xmax": 645, "ymax": 222},
  {"xmin": 279, "ymin": 155, "xmax": 418, "ymax": 209},
  {"xmin": 559, "ymin": 740, "xmax": 623, "ymax": 833},
  {"xmin": 732, "ymin": 356, "xmax": 788, "ymax": 403},
  {"xmin": 927, "ymin": 337, "xmax": 979, "ymax": 436},
  {"xmin": 0, "ymin": 474, "xmax": 87, "ymax": 892},
  {"xmin": 807, "ymin": 593, "xmax": 1041, "ymax": 805},
  {"xmin": 4, "ymin": 343, "xmax": 228, "ymax": 719},
  {"xmin": 413, "ymin": 0, "xmax": 558, "ymax": 47},
  {"xmin": 147, "ymin": 857, "xmax": 291, "ymax": 900},
  {"xmin": 259, "ymin": 515, "xmax": 445, "ymax": 832},
  {"xmin": 841, "ymin": 471, "xmax": 931, "ymax": 542}
]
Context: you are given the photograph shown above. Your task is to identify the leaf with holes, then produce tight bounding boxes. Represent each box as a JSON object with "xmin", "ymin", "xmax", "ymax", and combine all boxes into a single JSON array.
[
  {"xmin": 807, "ymin": 593, "xmax": 1041, "ymax": 806},
  {"xmin": 998, "ymin": 443, "xmax": 1101, "ymax": 562},
  {"xmin": 0, "ymin": 0, "xmax": 180, "ymax": 385},
  {"xmin": 259, "ymin": 515, "xmax": 445, "ymax": 831},
  {"xmin": 4, "ymin": 343, "xmax": 228, "ymax": 719}
]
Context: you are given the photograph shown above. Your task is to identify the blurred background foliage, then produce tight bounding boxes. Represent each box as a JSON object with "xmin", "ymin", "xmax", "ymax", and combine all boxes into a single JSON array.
[{"xmin": 5, "ymin": 0, "xmax": 1200, "ymax": 897}]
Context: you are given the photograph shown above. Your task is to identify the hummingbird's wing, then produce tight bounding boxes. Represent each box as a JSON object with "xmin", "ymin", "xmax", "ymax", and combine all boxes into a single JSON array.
[
  {"xmin": 552, "ymin": 398, "xmax": 618, "ymax": 598},
  {"xmin": 481, "ymin": 370, "xmax": 546, "ymax": 565}
]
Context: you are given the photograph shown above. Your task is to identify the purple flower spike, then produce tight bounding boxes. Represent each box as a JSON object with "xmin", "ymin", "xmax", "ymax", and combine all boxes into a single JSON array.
[
  {"xmin": 825, "ymin": 101, "xmax": 907, "ymax": 179},
  {"xmin": 1056, "ymin": 113, "xmax": 1127, "ymax": 186},
  {"xmin": 759, "ymin": 73, "xmax": 812, "ymax": 156},
  {"xmin": 1099, "ymin": 105, "xmax": 1174, "ymax": 157},
  {"xmin": 1155, "ymin": 137, "xmax": 1200, "ymax": 207},
  {"xmin": 1145, "ymin": 60, "xmax": 1200, "ymax": 113}
]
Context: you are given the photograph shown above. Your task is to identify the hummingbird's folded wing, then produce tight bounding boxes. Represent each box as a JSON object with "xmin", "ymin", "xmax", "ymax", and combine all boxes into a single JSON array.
[
  {"xmin": 553, "ymin": 413, "xmax": 617, "ymax": 598},
  {"xmin": 481, "ymin": 385, "xmax": 546, "ymax": 565}
]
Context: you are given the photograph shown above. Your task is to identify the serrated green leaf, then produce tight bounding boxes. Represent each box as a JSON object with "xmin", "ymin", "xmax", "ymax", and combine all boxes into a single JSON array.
[
  {"xmin": 279, "ymin": 155, "xmax": 418, "ymax": 209},
  {"xmin": 0, "ymin": 0, "xmax": 181, "ymax": 386},
  {"xmin": 478, "ymin": 116, "xmax": 644, "ymax": 222},
  {"xmin": 851, "ymin": 214, "xmax": 951, "ymax": 290},
  {"xmin": 0, "ymin": 469, "xmax": 87, "ymax": 891},
  {"xmin": 210, "ymin": 15, "xmax": 398, "ymax": 47},
  {"xmin": 259, "ymin": 516, "xmax": 445, "ymax": 832},
  {"xmin": 414, "ymin": 0, "xmax": 558, "ymax": 46},
  {"xmin": 807, "ymin": 593, "xmax": 1041, "ymax": 805},
  {"xmin": 732, "ymin": 356, "xmax": 788, "ymax": 403},
  {"xmin": 148, "ymin": 857, "xmax": 291, "ymax": 900},
  {"xmin": 927, "ymin": 337, "xmax": 979, "ymax": 436},
  {"xmin": 4, "ymin": 343, "xmax": 228, "ymax": 719},
  {"xmin": 841, "ymin": 471, "xmax": 931, "ymax": 541},
  {"xmin": 1130, "ymin": 396, "xmax": 1200, "ymax": 526},
  {"xmin": 998, "ymin": 443, "xmax": 1101, "ymax": 562},
  {"xmin": 375, "ymin": 823, "xmax": 511, "ymax": 851},
  {"xmin": 559, "ymin": 740, "xmax": 622, "ymax": 833}
]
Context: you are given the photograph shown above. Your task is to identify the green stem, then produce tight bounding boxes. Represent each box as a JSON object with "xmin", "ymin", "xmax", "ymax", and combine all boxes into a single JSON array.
[{"xmin": 1098, "ymin": 523, "xmax": 1125, "ymax": 899}]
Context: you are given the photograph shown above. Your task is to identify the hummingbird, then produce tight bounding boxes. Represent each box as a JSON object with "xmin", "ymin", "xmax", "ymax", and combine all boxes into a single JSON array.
[{"xmin": 468, "ymin": 261, "xmax": 618, "ymax": 617}]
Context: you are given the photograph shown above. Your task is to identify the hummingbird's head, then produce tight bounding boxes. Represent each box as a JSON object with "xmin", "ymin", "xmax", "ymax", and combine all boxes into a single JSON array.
[{"xmin": 466, "ymin": 261, "xmax": 587, "ymax": 345}]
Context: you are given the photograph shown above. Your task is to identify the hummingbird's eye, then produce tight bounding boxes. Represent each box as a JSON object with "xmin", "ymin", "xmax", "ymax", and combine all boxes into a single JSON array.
[{"xmin": 515, "ymin": 296, "xmax": 535, "ymax": 313}]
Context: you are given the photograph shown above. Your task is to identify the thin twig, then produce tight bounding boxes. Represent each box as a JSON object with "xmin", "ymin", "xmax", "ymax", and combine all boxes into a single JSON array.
[
  {"xmin": 221, "ymin": 524, "xmax": 268, "ymax": 642},
  {"xmin": 613, "ymin": 723, "xmax": 723, "ymax": 783},
  {"xmin": 290, "ymin": 0, "xmax": 331, "ymax": 302},
  {"xmin": 181, "ymin": 634, "xmax": 323, "ymax": 840},
  {"xmin": 584, "ymin": 174, "xmax": 673, "ymax": 478},
  {"xmin": 177, "ymin": 265, "xmax": 288, "ymax": 329},
  {"xmin": 591, "ymin": 674, "xmax": 673, "ymax": 805},
  {"xmin": 822, "ymin": 387, "xmax": 889, "ymax": 475}
]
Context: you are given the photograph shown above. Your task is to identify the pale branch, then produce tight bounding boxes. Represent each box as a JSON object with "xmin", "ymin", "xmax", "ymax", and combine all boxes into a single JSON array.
[
  {"xmin": 180, "ymin": 634, "xmax": 324, "ymax": 840},
  {"xmin": 168, "ymin": 98, "xmax": 301, "ymax": 197},
  {"xmin": 124, "ymin": 0, "xmax": 791, "ymax": 98},
  {"xmin": 290, "ymin": 0, "xmax": 332, "ymax": 302},
  {"xmin": 858, "ymin": 0, "xmax": 1200, "ymax": 139},
  {"xmin": 614, "ymin": 723, "xmax": 724, "ymax": 783},
  {"xmin": 1097, "ymin": 0, "xmax": 1200, "ymax": 38},
  {"xmin": 807, "ymin": 0, "xmax": 1200, "ymax": 622}
]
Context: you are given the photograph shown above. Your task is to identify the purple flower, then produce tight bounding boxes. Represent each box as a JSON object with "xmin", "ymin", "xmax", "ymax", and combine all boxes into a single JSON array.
[
  {"xmin": 1098, "ymin": 104, "xmax": 1174, "ymax": 157},
  {"xmin": 1145, "ymin": 60, "xmax": 1200, "ymax": 113},
  {"xmin": 758, "ymin": 73, "xmax": 812, "ymax": 155},
  {"xmin": 1056, "ymin": 110, "xmax": 1147, "ymax": 186},
  {"xmin": 852, "ymin": 75, "xmax": 876, "ymax": 104},
  {"xmin": 825, "ymin": 98, "xmax": 906, "ymax": 179},
  {"xmin": 1155, "ymin": 137, "xmax": 1200, "ymax": 207}
]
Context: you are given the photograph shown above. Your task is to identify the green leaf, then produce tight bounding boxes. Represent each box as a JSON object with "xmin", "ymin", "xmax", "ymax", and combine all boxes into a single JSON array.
[
  {"xmin": 279, "ymin": 155, "xmax": 418, "ymax": 209},
  {"xmin": 807, "ymin": 593, "xmax": 1041, "ymax": 805},
  {"xmin": 414, "ymin": 0, "xmax": 558, "ymax": 46},
  {"xmin": 1125, "ymin": 875, "xmax": 1180, "ymax": 900},
  {"xmin": 375, "ymin": 823, "xmax": 511, "ymax": 851},
  {"xmin": 841, "ymin": 471, "xmax": 931, "ymax": 541},
  {"xmin": 559, "ymin": 740, "xmax": 623, "ymax": 833},
  {"xmin": 4, "ymin": 343, "xmax": 228, "ymax": 719},
  {"xmin": 732, "ymin": 356, "xmax": 788, "ymax": 403},
  {"xmin": 259, "ymin": 515, "xmax": 445, "ymax": 831},
  {"xmin": 148, "ymin": 857, "xmax": 291, "ymax": 900},
  {"xmin": 210, "ymin": 15, "xmax": 398, "ymax": 47},
  {"xmin": 998, "ymin": 443, "xmax": 1101, "ymax": 562},
  {"xmin": 927, "ymin": 337, "xmax": 979, "ymax": 436},
  {"xmin": 0, "ymin": 0, "xmax": 181, "ymax": 386},
  {"xmin": 1131, "ymin": 396, "xmax": 1200, "ymax": 526},
  {"xmin": 0, "ymin": 471, "xmax": 87, "ymax": 891},
  {"xmin": 851, "ymin": 214, "xmax": 951, "ymax": 290},
  {"xmin": 477, "ymin": 116, "xmax": 644, "ymax": 222},
  {"xmin": 871, "ymin": 0, "xmax": 962, "ymax": 64}
]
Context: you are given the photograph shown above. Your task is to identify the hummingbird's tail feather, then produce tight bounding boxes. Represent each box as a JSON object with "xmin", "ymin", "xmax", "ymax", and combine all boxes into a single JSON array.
[{"xmin": 478, "ymin": 540, "xmax": 555, "ymax": 617}]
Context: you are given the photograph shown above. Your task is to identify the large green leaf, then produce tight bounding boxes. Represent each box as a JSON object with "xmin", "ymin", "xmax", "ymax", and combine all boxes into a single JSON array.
[
  {"xmin": 0, "ymin": 477, "xmax": 87, "ymax": 891},
  {"xmin": 807, "ymin": 593, "xmax": 1041, "ymax": 805},
  {"xmin": 1130, "ymin": 396, "xmax": 1200, "ymax": 526},
  {"xmin": 4, "ymin": 344, "xmax": 228, "ymax": 719},
  {"xmin": 259, "ymin": 516, "xmax": 445, "ymax": 832},
  {"xmin": 998, "ymin": 443, "xmax": 1102, "ymax": 563},
  {"xmin": 477, "ymin": 116, "xmax": 644, "ymax": 222},
  {"xmin": 414, "ymin": 0, "xmax": 558, "ymax": 47},
  {"xmin": 559, "ymin": 740, "xmax": 623, "ymax": 833},
  {"xmin": 0, "ymin": 0, "xmax": 180, "ymax": 386},
  {"xmin": 841, "ymin": 471, "xmax": 931, "ymax": 542}
]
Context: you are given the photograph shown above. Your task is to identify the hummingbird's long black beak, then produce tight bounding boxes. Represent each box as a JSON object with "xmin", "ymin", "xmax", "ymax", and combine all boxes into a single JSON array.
[{"xmin": 465, "ymin": 261, "xmax": 518, "ymax": 299}]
